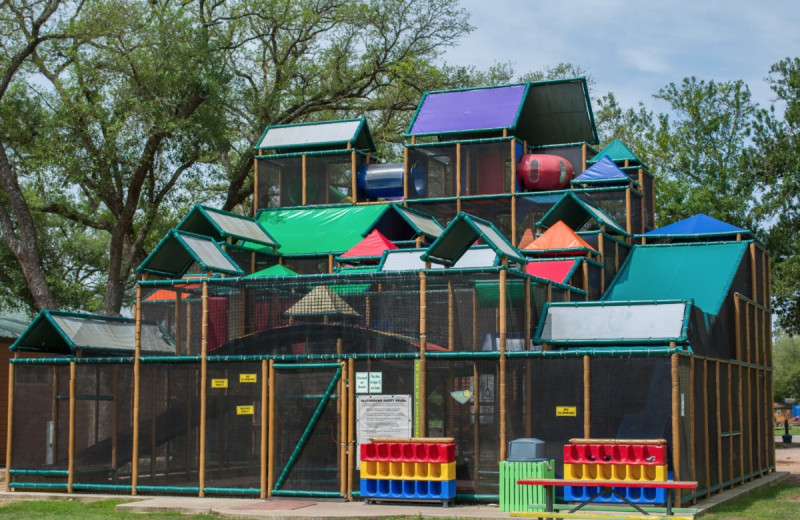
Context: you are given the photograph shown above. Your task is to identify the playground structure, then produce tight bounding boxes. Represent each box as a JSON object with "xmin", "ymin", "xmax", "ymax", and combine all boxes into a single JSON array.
[{"xmin": 6, "ymin": 79, "xmax": 774, "ymax": 507}]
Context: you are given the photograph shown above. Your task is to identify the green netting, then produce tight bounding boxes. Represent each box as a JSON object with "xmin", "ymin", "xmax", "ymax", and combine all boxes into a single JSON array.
[
  {"xmin": 603, "ymin": 241, "xmax": 749, "ymax": 316},
  {"xmin": 256, "ymin": 205, "xmax": 388, "ymax": 255}
]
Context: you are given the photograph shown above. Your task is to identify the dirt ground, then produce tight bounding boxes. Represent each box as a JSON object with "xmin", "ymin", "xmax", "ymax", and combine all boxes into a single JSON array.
[{"xmin": 776, "ymin": 442, "xmax": 800, "ymax": 483}]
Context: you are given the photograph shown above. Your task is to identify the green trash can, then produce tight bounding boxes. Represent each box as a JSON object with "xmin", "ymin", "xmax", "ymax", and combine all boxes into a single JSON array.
[{"xmin": 499, "ymin": 459, "xmax": 554, "ymax": 512}]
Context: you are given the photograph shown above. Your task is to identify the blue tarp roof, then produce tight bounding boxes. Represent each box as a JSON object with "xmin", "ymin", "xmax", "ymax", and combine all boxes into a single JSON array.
[
  {"xmin": 572, "ymin": 156, "xmax": 632, "ymax": 185},
  {"xmin": 643, "ymin": 214, "xmax": 749, "ymax": 238}
]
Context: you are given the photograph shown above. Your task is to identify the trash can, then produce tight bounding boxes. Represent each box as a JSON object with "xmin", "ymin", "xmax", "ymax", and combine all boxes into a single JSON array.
[{"xmin": 500, "ymin": 438, "xmax": 553, "ymax": 513}]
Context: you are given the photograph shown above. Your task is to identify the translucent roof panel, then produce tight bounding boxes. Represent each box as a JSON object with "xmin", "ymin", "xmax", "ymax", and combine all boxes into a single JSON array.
[
  {"xmin": 422, "ymin": 212, "xmax": 526, "ymax": 266},
  {"xmin": 536, "ymin": 192, "xmax": 628, "ymax": 236},
  {"xmin": 395, "ymin": 205, "xmax": 444, "ymax": 239},
  {"xmin": 178, "ymin": 205, "xmax": 278, "ymax": 248},
  {"xmin": 536, "ymin": 301, "xmax": 690, "ymax": 346},
  {"xmin": 137, "ymin": 230, "xmax": 244, "ymax": 277},
  {"xmin": 379, "ymin": 247, "xmax": 498, "ymax": 272},
  {"xmin": 180, "ymin": 233, "xmax": 242, "ymax": 273},
  {"xmin": 256, "ymin": 118, "xmax": 375, "ymax": 153}
]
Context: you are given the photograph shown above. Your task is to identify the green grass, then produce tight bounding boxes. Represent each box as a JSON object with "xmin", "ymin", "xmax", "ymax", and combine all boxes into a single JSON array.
[
  {"xmin": 691, "ymin": 481, "xmax": 800, "ymax": 520},
  {"xmin": 0, "ymin": 499, "xmax": 219, "ymax": 519}
]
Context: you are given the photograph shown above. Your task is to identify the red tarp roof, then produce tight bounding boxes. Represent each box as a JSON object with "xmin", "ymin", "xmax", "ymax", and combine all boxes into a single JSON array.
[
  {"xmin": 340, "ymin": 229, "xmax": 397, "ymax": 259},
  {"xmin": 525, "ymin": 259, "xmax": 579, "ymax": 283},
  {"xmin": 522, "ymin": 221, "xmax": 597, "ymax": 255}
]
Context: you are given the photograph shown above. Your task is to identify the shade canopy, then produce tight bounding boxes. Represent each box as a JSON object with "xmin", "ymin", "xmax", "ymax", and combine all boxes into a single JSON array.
[
  {"xmin": 11, "ymin": 310, "xmax": 175, "ymax": 355},
  {"xmin": 537, "ymin": 191, "xmax": 628, "ymax": 236},
  {"xmin": 521, "ymin": 220, "xmax": 598, "ymax": 257},
  {"xmin": 422, "ymin": 212, "xmax": 526, "ymax": 267},
  {"xmin": 339, "ymin": 229, "xmax": 397, "ymax": 261},
  {"xmin": 535, "ymin": 300, "xmax": 692, "ymax": 346},
  {"xmin": 572, "ymin": 155, "xmax": 633, "ymax": 186},
  {"xmin": 524, "ymin": 259, "xmax": 581, "ymax": 284},
  {"xmin": 379, "ymin": 246, "xmax": 499, "ymax": 272},
  {"xmin": 137, "ymin": 230, "xmax": 244, "ymax": 277},
  {"xmin": 177, "ymin": 205, "xmax": 279, "ymax": 248},
  {"xmin": 256, "ymin": 117, "xmax": 375, "ymax": 154},
  {"xmin": 642, "ymin": 214, "xmax": 750, "ymax": 240},
  {"xmin": 586, "ymin": 139, "xmax": 644, "ymax": 166},
  {"xmin": 604, "ymin": 241, "xmax": 749, "ymax": 315},
  {"xmin": 406, "ymin": 79, "xmax": 598, "ymax": 146}
]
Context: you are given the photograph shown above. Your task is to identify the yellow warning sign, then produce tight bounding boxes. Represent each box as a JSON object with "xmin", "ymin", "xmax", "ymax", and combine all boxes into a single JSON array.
[
  {"xmin": 211, "ymin": 379, "xmax": 228, "ymax": 389},
  {"xmin": 237, "ymin": 405, "xmax": 254, "ymax": 415},
  {"xmin": 556, "ymin": 406, "xmax": 577, "ymax": 417},
  {"xmin": 240, "ymin": 373, "xmax": 257, "ymax": 383}
]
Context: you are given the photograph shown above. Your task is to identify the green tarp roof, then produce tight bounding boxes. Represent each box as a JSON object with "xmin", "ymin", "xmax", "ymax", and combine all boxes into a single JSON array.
[
  {"xmin": 537, "ymin": 192, "xmax": 628, "ymax": 236},
  {"xmin": 586, "ymin": 139, "xmax": 645, "ymax": 167},
  {"xmin": 421, "ymin": 212, "xmax": 527, "ymax": 266},
  {"xmin": 603, "ymin": 241, "xmax": 749, "ymax": 315},
  {"xmin": 255, "ymin": 205, "xmax": 394, "ymax": 256},
  {"xmin": 245, "ymin": 264, "xmax": 299, "ymax": 278},
  {"xmin": 11, "ymin": 310, "xmax": 175, "ymax": 355}
]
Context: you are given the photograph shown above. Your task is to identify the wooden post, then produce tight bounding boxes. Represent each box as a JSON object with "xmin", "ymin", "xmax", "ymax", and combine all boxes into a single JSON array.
[
  {"xmin": 403, "ymin": 147, "xmax": 409, "ymax": 200},
  {"xmin": 339, "ymin": 361, "xmax": 347, "ymax": 497},
  {"xmin": 747, "ymin": 365, "xmax": 753, "ymax": 480},
  {"xmin": 738, "ymin": 363, "xmax": 744, "ymax": 483},
  {"xmin": 448, "ymin": 281, "xmax": 455, "ymax": 351},
  {"xmin": 581, "ymin": 144, "xmax": 587, "ymax": 172},
  {"xmin": 597, "ymin": 232, "xmax": 605, "ymax": 293},
  {"xmin": 419, "ymin": 271, "xmax": 427, "ymax": 436},
  {"xmin": 499, "ymin": 262, "xmax": 508, "ymax": 461},
  {"xmin": 351, "ymin": 150, "xmax": 358, "ymax": 204},
  {"xmin": 301, "ymin": 154, "xmax": 307, "ymax": 205},
  {"xmin": 670, "ymin": 352, "xmax": 680, "ymax": 506},
  {"xmin": 703, "ymin": 359, "xmax": 710, "ymax": 498},
  {"xmin": 111, "ymin": 365, "xmax": 119, "ymax": 476},
  {"xmin": 511, "ymin": 139, "xmax": 517, "ymax": 241},
  {"xmin": 583, "ymin": 355, "xmax": 590, "ymax": 439},
  {"xmin": 260, "ymin": 359, "xmax": 268, "ymax": 499},
  {"xmin": 456, "ymin": 143, "xmax": 462, "ymax": 212},
  {"xmin": 473, "ymin": 361, "xmax": 480, "ymax": 489},
  {"xmin": 267, "ymin": 360, "xmax": 276, "ymax": 496},
  {"xmin": 199, "ymin": 280, "xmax": 209, "ymax": 497},
  {"xmin": 131, "ymin": 283, "xmax": 143, "ymax": 495},
  {"xmin": 625, "ymin": 188, "xmax": 632, "ymax": 236},
  {"xmin": 727, "ymin": 361, "xmax": 734, "ymax": 488},
  {"xmin": 5, "ymin": 354, "xmax": 15, "ymax": 491},
  {"xmin": 347, "ymin": 358, "xmax": 355, "ymax": 500},
  {"xmin": 68, "ymin": 359, "xmax": 76, "ymax": 493},
  {"xmin": 582, "ymin": 260, "xmax": 589, "ymax": 300},
  {"xmin": 689, "ymin": 357, "xmax": 696, "ymax": 504},
  {"xmin": 734, "ymin": 294, "xmax": 741, "ymax": 360},
  {"xmin": 715, "ymin": 360, "xmax": 722, "ymax": 489}
]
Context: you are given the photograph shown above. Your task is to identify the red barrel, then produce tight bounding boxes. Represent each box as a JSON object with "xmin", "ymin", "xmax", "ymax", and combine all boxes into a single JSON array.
[{"xmin": 517, "ymin": 154, "xmax": 574, "ymax": 191}]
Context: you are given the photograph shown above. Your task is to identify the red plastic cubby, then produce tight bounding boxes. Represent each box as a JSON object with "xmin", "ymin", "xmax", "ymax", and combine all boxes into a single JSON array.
[
  {"xmin": 563, "ymin": 444, "xmax": 666, "ymax": 465},
  {"xmin": 360, "ymin": 442, "xmax": 455, "ymax": 463}
]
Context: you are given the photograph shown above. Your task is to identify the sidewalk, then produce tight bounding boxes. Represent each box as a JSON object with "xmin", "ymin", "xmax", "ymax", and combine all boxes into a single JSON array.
[{"xmin": 0, "ymin": 471, "xmax": 789, "ymax": 519}]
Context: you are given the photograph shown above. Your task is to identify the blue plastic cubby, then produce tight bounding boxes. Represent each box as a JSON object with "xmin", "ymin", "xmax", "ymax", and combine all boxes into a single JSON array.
[{"xmin": 360, "ymin": 478, "xmax": 456, "ymax": 500}]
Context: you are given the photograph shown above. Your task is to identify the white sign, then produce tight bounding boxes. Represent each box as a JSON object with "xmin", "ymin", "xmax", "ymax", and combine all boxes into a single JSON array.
[
  {"xmin": 356, "ymin": 394, "xmax": 412, "ymax": 468},
  {"xmin": 368, "ymin": 372, "xmax": 382, "ymax": 393},
  {"xmin": 355, "ymin": 372, "xmax": 369, "ymax": 394}
]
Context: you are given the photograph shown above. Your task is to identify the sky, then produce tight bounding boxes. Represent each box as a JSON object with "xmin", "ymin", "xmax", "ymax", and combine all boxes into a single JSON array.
[{"xmin": 443, "ymin": 1, "xmax": 800, "ymax": 113}]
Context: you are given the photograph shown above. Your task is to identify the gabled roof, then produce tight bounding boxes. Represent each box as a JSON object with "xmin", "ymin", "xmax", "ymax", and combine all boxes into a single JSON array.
[
  {"xmin": 256, "ymin": 205, "xmax": 389, "ymax": 256},
  {"xmin": 362, "ymin": 203, "xmax": 443, "ymax": 242},
  {"xmin": 11, "ymin": 310, "xmax": 175, "ymax": 355},
  {"xmin": 586, "ymin": 139, "xmax": 645, "ymax": 166},
  {"xmin": 524, "ymin": 259, "xmax": 581, "ymax": 284},
  {"xmin": 256, "ymin": 117, "xmax": 376, "ymax": 154},
  {"xmin": 339, "ymin": 229, "xmax": 397, "ymax": 262},
  {"xmin": 535, "ymin": 300, "xmax": 692, "ymax": 347},
  {"xmin": 421, "ymin": 212, "xmax": 527, "ymax": 267},
  {"xmin": 406, "ymin": 79, "xmax": 598, "ymax": 146},
  {"xmin": 246, "ymin": 264, "xmax": 299, "ymax": 279},
  {"xmin": 572, "ymin": 155, "xmax": 634, "ymax": 186},
  {"xmin": 177, "ymin": 205, "xmax": 279, "ymax": 248},
  {"xmin": 641, "ymin": 214, "xmax": 751, "ymax": 240},
  {"xmin": 0, "ymin": 312, "xmax": 30, "ymax": 340},
  {"xmin": 137, "ymin": 230, "xmax": 244, "ymax": 277},
  {"xmin": 603, "ymin": 241, "xmax": 749, "ymax": 315},
  {"xmin": 285, "ymin": 286, "xmax": 360, "ymax": 317},
  {"xmin": 379, "ymin": 246, "xmax": 499, "ymax": 272},
  {"xmin": 521, "ymin": 221, "xmax": 598, "ymax": 257},
  {"xmin": 517, "ymin": 228, "xmax": 536, "ymax": 250},
  {"xmin": 537, "ymin": 192, "xmax": 628, "ymax": 236}
]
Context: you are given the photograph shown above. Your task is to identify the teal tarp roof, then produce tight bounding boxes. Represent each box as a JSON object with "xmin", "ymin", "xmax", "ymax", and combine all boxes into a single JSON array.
[
  {"xmin": 11, "ymin": 310, "xmax": 175, "ymax": 355},
  {"xmin": 586, "ymin": 139, "xmax": 645, "ymax": 167},
  {"xmin": 177, "ymin": 205, "xmax": 279, "ymax": 248},
  {"xmin": 256, "ymin": 117, "xmax": 376, "ymax": 154},
  {"xmin": 536, "ymin": 192, "xmax": 629, "ymax": 236},
  {"xmin": 256, "ymin": 204, "xmax": 399, "ymax": 256},
  {"xmin": 603, "ymin": 241, "xmax": 749, "ymax": 315},
  {"xmin": 421, "ymin": 212, "xmax": 526, "ymax": 266},
  {"xmin": 137, "ymin": 230, "xmax": 244, "ymax": 277}
]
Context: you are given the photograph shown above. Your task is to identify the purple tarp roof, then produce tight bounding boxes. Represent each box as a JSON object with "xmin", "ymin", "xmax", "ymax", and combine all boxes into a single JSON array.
[{"xmin": 408, "ymin": 85, "xmax": 526, "ymax": 136}]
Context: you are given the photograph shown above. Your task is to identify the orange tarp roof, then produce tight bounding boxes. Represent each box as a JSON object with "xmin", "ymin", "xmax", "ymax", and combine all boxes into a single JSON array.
[
  {"xmin": 517, "ymin": 228, "xmax": 535, "ymax": 249},
  {"xmin": 521, "ymin": 221, "xmax": 597, "ymax": 255}
]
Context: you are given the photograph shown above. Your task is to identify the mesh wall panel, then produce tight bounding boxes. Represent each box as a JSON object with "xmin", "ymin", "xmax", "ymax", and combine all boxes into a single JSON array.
[
  {"xmin": 719, "ymin": 362, "xmax": 731, "ymax": 486},
  {"xmin": 678, "ymin": 357, "xmax": 693, "ymax": 491},
  {"xmin": 405, "ymin": 199, "xmax": 458, "ymax": 227},
  {"xmin": 256, "ymin": 159, "xmax": 281, "ymax": 209},
  {"xmin": 459, "ymin": 197, "xmax": 513, "ymax": 239},
  {"xmin": 408, "ymin": 146, "xmax": 454, "ymax": 199},
  {"xmin": 692, "ymin": 359, "xmax": 708, "ymax": 495},
  {"xmin": 10, "ymin": 364, "xmax": 65, "ymax": 485},
  {"xmin": 640, "ymin": 172, "xmax": 655, "ymax": 230},
  {"xmin": 706, "ymin": 361, "xmax": 719, "ymax": 490},
  {"xmin": 205, "ymin": 362, "xmax": 262, "ymax": 490},
  {"xmin": 273, "ymin": 366, "xmax": 340, "ymax": 493},
  {"xmin": 73, "ymin": 364, "xmax": 134, "ymax": 488},
  {"xmin": 579, "ymin": 188, "xmax": 640, "ymax": 235}
]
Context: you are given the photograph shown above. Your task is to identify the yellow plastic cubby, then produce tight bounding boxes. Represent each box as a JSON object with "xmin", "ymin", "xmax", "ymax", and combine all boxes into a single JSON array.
[
  {"xmin": 563, "ymin": 463, "xmax": 669, "ymax": 482},
  {"xmin": 361, "ymin": 460, "xmax": 457, "ymax": 481}
]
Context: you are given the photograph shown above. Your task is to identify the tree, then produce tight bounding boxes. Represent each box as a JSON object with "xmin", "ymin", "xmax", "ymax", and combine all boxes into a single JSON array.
[
  {"xmin": 648, "ymin": 77, "xmax": 759, "ymax": 228},
  {"xmin": 751, "ymin": 58, "xmax": 800, "ymax": 334},
  {"xmin": 773, "ymin": 330, "xmax": 800, "ymax": 401}
]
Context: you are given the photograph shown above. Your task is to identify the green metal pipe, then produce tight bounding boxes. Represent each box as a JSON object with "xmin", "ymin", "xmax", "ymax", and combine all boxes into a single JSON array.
[
  {"xmin": 278, "ymin": 394, "xmax": 339, "ymax": 400},
  {"xmin": 425, "ymin": 351, "xmax": 500, "ymax": 360},
  {"xmin": 203, "ymin": 487, "xmax": 260, "ymax": 495},
  {"xmin": 456, "ymin": 493, "xmax": 499, "ymax": 501},
  {"xmin": 273, "ymin": 365, "xmax": 342, "ymax": 491},
  {"xmin": 8, "ymin": 482, "xmax": 69, "ymax": 489},
  {"xmin": 10, "ymin": 358, "xmax": 72, "ymax": 365},
  {"xmin": 273, "ymin": 362, "xmax": 342, "ymax": 370},
  {"xmin": 140, "ymin": 356, "xmax": 201, "ymax": 363},
  {"xmin": 270, "ymin": 489, "xmax": 343, "ymax": 498},
  {"xmin": 9, "ymin": 469, "xmax": 69, "ymax": 476},
  {"xmin": 72, "ymin": 483, "xmax": 132, "ymax": 492},
  {"xmin": 135, "ymin": 485, "xmax": 201, "ymax": 494}
]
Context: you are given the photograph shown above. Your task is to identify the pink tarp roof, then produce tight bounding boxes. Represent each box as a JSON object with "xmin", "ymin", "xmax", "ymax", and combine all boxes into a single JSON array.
[
  {"xmin": 525, "ymin": 259, "xmax": 579, "ymax": 284},
  {"xmin": 340, "ymin": 229, "xmax": 397, "ymax": 259}
]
